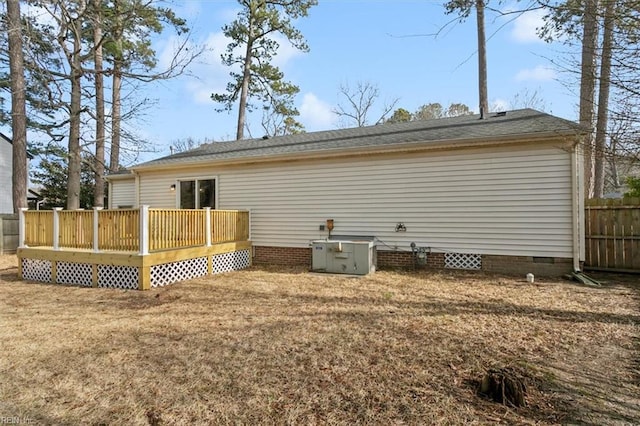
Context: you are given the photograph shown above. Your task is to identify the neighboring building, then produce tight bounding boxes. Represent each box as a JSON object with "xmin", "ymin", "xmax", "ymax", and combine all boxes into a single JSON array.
[
  {"xmin": 0, "ymin": 132, "xmax": 14, "ymax": 214},
  {"xmin": 0, "ymin": 132, "xmax": 33, "ymax": 215},
  {"xmin": 107, "ymin": 169, "xmax": 137, "ymax": 209},
  {"xmin": 107, "ymin": 109, "xmax": 587, "ymax": 275}
]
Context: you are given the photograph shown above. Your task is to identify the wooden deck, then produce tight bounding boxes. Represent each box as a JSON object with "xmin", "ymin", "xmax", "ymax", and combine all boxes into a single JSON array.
[{"xmin": 17, "ymin": 207, "xmax": 252, "ymax": 290}]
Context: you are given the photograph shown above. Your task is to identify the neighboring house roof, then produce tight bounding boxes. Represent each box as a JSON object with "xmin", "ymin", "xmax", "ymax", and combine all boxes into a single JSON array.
[
  {"xmin": 0, "ymin": 131, "xmax": 34, "ymax": 159},
  {"xmin": 27, "ymin": 188, "xmax": 42, "ymax": 200},
  {"xmin": 133, "ymin": 109, "xmax": 585, "ymax": 170},
  {"xmin": 106, "ymin": 169, "xmax": 135, "ymax": 180}
]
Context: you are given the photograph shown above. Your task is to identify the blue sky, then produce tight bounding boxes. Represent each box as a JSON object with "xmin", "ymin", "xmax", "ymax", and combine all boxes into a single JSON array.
[
  {"xmin": 4, "ymin": 0, "xmax": 581, "ymax": 165},
  {"xmin": 143, "ymin": 0, "xmax": 578, "ymax": 159}
]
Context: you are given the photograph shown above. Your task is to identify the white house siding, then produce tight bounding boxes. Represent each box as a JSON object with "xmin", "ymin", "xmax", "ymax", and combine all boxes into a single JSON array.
[
  {"xmin": 109, "ymin": 178, "xmax": 136, "ymax": 208},
  {"xmin": 0, "ymin": 138, "xmax": 13, "ymax": 214},
  {"xmin": 136, "ymin": 142, "xmax": 574, "ymax": 258}
]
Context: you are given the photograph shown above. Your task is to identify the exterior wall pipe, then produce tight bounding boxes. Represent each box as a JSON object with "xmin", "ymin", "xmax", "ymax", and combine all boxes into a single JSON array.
[{"xmin": 571, "ymin": 141, "xmax": 583, "ymax": 272}]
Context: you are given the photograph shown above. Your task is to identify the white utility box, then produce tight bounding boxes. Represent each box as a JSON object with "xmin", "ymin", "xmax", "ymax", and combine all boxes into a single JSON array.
[{"xmin": 311, "ymin": 240, "xmax": 376, "ymax": 275}]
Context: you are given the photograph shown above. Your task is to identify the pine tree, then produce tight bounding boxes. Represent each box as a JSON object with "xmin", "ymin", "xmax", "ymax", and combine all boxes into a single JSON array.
[{"xmin": 212, "ymin": 0, "xmax": 316, "ymax": 140}]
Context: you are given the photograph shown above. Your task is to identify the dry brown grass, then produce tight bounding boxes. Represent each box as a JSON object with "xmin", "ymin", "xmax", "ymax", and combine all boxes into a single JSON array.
[{"xmin": 0, "ymin": 255, "xmax": 638, "ymax": 425}]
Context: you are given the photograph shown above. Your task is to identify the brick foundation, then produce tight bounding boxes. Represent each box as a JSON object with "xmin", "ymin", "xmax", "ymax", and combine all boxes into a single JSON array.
[
  {"xmin": 252, "ymin": 246, "xmax": 574, "ymax": 276},
  {"xmin": 376, "ymin": 251, "xmax": 413, "ymax": 267},
  {"xmin": 376, "ymin": 251, "xmax": 445, "ymax": 269},
  {"xmin": 253, "ymin": 246, "xmax": 312, "ymax": 266},
  {"xmin": 481, "ymin": 255, "xmax": 573, "ymax": 276}
]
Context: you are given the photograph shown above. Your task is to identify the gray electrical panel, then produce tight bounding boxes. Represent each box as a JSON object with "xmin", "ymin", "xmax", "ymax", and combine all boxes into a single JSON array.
[{"xmin": 311, "ymin": 240, "xmax": 376, "ymax": 275}]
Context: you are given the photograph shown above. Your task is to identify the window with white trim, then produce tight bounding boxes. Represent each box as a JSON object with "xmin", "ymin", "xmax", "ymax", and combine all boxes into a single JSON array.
[{"xmin": 178, "ymin": 179, "xmax": 216, "ymax": 209}]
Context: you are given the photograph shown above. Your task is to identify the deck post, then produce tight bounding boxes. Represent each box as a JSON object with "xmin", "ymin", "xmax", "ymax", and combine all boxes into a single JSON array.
[
  {"xmin": 139, "ymin": 205, "xmax": 149, "ymax": 255},
  {"xmin": 248, "ymin": 209, "xmax": 252, "ymax": 241},
  {"xmin": 53, "ymin": 207, "xmax": 62, "ymax": 251},
  {"xmin": 18, "ymin": 208, "xmax": 28, "ymax": 248},
  {"xmin": 93, "ymin": 207, "xmax": 103, "ymax": 252},
  {"xmin": 205, "ymin": 207, "xmax": 212, "ymax": 247}
]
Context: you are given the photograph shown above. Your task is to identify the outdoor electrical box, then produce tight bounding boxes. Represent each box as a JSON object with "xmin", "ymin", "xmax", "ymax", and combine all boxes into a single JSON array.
[{"xmin": 311, "ymin": 240, "xmax": 376, "ymax": 275}]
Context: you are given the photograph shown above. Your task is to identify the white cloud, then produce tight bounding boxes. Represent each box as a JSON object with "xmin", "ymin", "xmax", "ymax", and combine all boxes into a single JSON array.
[
  {"xmin": 491, "ymin": 98, "xmax": 509, "ymax": 112},
  {"xmin": 171, "ymin": 0, "xmax": 203, "ymax": 21},
  {"xmin": 217, "ymin": 6, "xmax": 242, "ymax": 22},
  {"xmin": 515, "ymin": 65, "xmax": 556, "ymax": 82},
  {"xmin": 299, "ymin": 93, "xmax": 335, "ymax": 131},
  {"xmin": 270, "ymin": 34, "xmax": 304, "ymax": 68},
  {"xmin": 510, "ymin": 8, "xmax": 545, "ymax": 43},
  {"xmin": 154, "ymin": 31, "xmax": 230, "ymax": 105},
  {"xmin": 157, "ymin": 27, "xmax": 304, "ymax": 106}
]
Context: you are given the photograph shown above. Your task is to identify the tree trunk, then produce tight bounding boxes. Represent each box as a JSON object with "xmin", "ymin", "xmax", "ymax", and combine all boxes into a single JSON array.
[
  {"xmin": 236, "ymin": 21, "xmax": 255, "ymax": 140},
  {"xmin": 110, "ymin": 2, "xmax": 123, "ymax": 172},
  {"xmin": 235, "ymin": 0, "xmax": 263, "ymax": 140},
  {"xmin": 110, "ymin": 64, "xmax": 122, "ymax": 171},
  {"xmin": 66, "ymin": 36, "xmax": 83, "ymax": 210},
  {"xmin": 7, "ymin": 0, "xmax": 28, "ymax": 213},
  {"xmin": 476, "ymin": 0, "xmax": 489, "ymax": 116},
  {"xmin": 579, "ymin": 0, "xmax": 600, "ymax": 198},
  {"xmin": 93, "ymin": 0, "xmax": 105, "ymax": 207},
  {"xmin": 593, "ymin": 0, "xmax": 615, "ymax": 198},
  {"xmin": 236, "ymin": 45, "xmax": 252, "ymax": 140}
]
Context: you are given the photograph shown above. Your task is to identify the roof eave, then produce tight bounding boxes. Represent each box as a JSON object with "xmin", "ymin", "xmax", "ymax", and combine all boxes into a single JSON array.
[
  {"xmin": 131, "ymin": 130, "xmax": 583, "ymax": 173},
  {"xmin": 106, "ymin": 172, "xmax": 136, "ymax": 180}
]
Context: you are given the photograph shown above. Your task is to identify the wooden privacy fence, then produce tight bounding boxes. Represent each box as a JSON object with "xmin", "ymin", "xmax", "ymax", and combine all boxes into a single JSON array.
[
  {"xmin": 585, "ymin": 198, "xmax": 640, "ymax": 272},
  {"xmin": 20, "ymin": 207, "xmax": 250, "ymax": 253}
]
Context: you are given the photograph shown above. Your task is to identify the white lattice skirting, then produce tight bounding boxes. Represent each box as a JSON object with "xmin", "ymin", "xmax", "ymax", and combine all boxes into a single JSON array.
[
  {"xmin": 20, "ymin": 249, "xmax": 252, "ymax": 289},
  {"xmin": 98, "ymin": 265, "xmax": 140, "ymax": 290},
  {"xmin": 151, "ymin": 257, "xmax": 208, "ymax": 288},
  {"xmin": 213, "ymin": 249, "xmax": 251, "ymax": 274},
  {"xmin": 57, "ymin": 262, "xmax": 93, "ymax": 287},
  {"xmin": 445, "ymin": 253, "xmax": 482, "ymax": 270},
  {"xmin": 21, "ymin": 258, "xmax": 53, "ymax": 283}
]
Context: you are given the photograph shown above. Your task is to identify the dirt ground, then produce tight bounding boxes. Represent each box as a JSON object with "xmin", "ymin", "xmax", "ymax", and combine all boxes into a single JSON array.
[{"xmin": 0, "ymin": 254, "xmax": 638, "ymax": 425}]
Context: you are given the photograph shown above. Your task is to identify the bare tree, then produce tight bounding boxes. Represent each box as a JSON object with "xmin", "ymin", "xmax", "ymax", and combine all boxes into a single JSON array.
[
  {"xmin": 39, "ymin": 0, "xmax": 90, "ymax": 210},
  {"xmin": 6, "ymin": 0, "xmax": 28, "ymax": 213},
  {"xmin": 509, "ymin": 88, "xmax": 548, "ymax": 111},
  {"xmin": 261, "ymin": 106, "xmax": 304, "ymax": 137},
  {"xmin": 333, "ymin": 81, "xmax": 398, "ymax": 127},
  {"xmin": 579, "ymin": 0, "xmax": 600, "ymax": 198},
  {"xmin": 171, "ymin": 137, "xmax": 203, "ymax": 153},
  {"xmin": 93, "ymin": 0, "xmax": 105, "ymax": 207},
  {"xmin": 593, "ymin": 0, "xmax": 615, "ymax": 198}
]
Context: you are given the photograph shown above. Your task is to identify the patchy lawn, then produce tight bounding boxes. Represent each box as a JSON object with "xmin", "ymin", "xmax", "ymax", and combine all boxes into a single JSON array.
[{"xmin": 0, "ymin": 255, "xmax": 638, "ymax": 425}]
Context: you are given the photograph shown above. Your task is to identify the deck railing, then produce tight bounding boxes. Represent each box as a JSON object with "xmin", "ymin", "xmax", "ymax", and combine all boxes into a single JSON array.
[
  {"xmin": 20, "ymin": 207, "xmax": 250, "ymax": 254},
  {"xmin": 59, "ymin": 210, "xmax": 93, "ymax": 249},
  {"xmin": 149, "ymin": 209, "xmax": 207, "ymax": 251},
  {"xmin": 99, "ymin": 209, "xmax": 140, "ymax": 251},
  {"xmin": 24, "ymin": 211, "xmax": 54, "ymax": 247},
  {"xmin": 212, "ymin": 209, "xmax": 250, "ymax": 243}
]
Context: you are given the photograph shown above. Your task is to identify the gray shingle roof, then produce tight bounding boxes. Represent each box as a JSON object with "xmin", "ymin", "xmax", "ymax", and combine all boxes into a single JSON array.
[{"xmin": 135, "ymin": 109, "xmax": 584, "ymax": 169}]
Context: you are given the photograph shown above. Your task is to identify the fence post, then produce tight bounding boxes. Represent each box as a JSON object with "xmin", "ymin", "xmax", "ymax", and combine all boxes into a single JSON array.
[
  {"xmin": 93, "ymin": 207, "xmax": 103, "ymax": 252},
  {"xmin": 204, "ymin": 207, "xmax": 211, "ymax": 247},
  {"xmin": 139, "ymin": 205, "xmax": 149, "ymax": 255},
  {"xmin": 18, "ymin": 208, "xmax": 28, "ymax": 248},
  {"xmin": 52, "ymin": 208, "xmax": 62, "ymax": 251}
]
